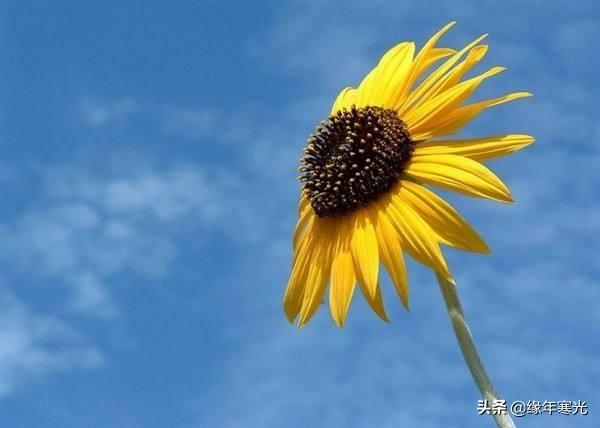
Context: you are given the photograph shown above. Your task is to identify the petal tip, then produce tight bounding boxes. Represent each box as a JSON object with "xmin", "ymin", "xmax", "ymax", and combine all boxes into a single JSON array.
[
  {"xmin": 503, "ymin": 193, "xmax": 515, "ymax": 203},
  {"xmin": 331, "ymin": 312, "xmax": 346, "ymax": 328},
  {"xmin": 480, "ymin": 242, "xmax": 492, "ymax": 254},
  {"xmin": 284, "ymin": 306, "xmax": 297, "ymax": 325},
  {"xmin": 518, "ymin": 134, "xmax": 535, "ymax": 145},
  {"xmin": 516, "ymin": 91, "xmax": 534, "ymax": 99}
]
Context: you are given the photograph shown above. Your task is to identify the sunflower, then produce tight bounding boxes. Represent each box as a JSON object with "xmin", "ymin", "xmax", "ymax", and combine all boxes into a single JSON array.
[{"xmin": 284, "ymin": 22, "xmax": 533, "ymax": 327}]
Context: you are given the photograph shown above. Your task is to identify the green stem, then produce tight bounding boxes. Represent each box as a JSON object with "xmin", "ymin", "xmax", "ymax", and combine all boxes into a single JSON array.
[{"xmin": 436, "ymin": 274, "xmax": 516, "ymax": 428}]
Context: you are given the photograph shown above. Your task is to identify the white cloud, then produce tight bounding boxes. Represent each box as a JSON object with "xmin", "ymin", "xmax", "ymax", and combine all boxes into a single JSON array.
[
  {"xmin": 0, "ymin": 159, "xmax": 271, "ymax": 397},
  {"xmin": 65, "ymin": 271, "xmax": 119, "ymax": 319},
  {"xmin": 1, "ymin": 163, "xmax": 262, "ymax": 322},
  {"xmin": 77, "ymin": 97, "xmax": 139, "ymax": 127},
  {"xmin": 0, "ymin": 290, "xmax": 103, "ymax": 399}
]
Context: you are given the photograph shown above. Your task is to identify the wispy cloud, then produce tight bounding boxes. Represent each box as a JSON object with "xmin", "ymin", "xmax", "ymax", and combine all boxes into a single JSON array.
[
  {"xmin": 0, "ymin": 154, "xmax": 273, "ymax": 397},
  {"xmin": 0, "ymin": 290, "xmax": 103, "ymax": 399},
  {"xmin": 1, "ymin": 163, "xmax": 260, "ymax": 322},
  {"xmin": 77, "ymin": 97, "xmax": 139, "ymax": 127}
]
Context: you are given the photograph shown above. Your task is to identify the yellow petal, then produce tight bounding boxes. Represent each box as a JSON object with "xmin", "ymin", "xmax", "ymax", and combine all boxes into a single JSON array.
[
  {"xmin": 298, "ymin": 191, "xmax": 310, "ymax": 214},
  {"xmin": 414, "ymin": 134, "xmax": 535, "ymax": 162},
  {"xmin": 360, "ymin": 280, "xmax": 389, "ymax": 322},
  {"xmin": 414, "ymin": 22, "xmax": 457, "ymax": 64},
  {"xmin": 350, "ymin": 211, "xmax": 379, "ymax": 300},
  {"xmin": 293, "ymin": 205, "xmax": 314, "ymax": 251},
  {"xmin": 416, "ymin": 47, "xmax": 457, "ymax": 73},
  {"xmin": 405, "ymin": 154, "xmax": 513, "ymax": 202},
  {"xmin": 359, "ymin": 42, "xmax": 416, "ymax": 108},
  {"xmin": 383, "ymin": 195, "xmax": 452, "ymax": 280},
  {"xmin": 427, "ymin": 44, "xmax": 489, "ymax": 99},
  {"xmin": 398, "ymin": 48, "xmax": 458, "ymax": 106},
  {"xmin": 354, "ymin": 68, "xmax": 378, "ymax": 108},
  {"xmin": 331, "ymin": 23, "xmax": 457, "ymax": 114},
  {"xmin": 370, "ymin": 204, "xmax": 409, "ymax": 309},
  {"xmin": 330, "ymin": 87, "xmax": 357, "ymax": 115},
  {"xmin": 486, "ymin": 91, "xmax": 533, "ymax": 107},
  {"xmin": 329, "ymin": 217, "xmax": 357, "ymax": 327},
  {"xmin": 298, "ymin": 219, "xmax": 336, "ymax": 327},
  {"xmin": 411, "ymin": 91, "xmax": 532, "ymax": 140},
  {"xmin": 283, "ymin": 230, "xmax": 314, "ymax": 323},
  {"xmin": 398, "ymin": 33, "xmax": 489, "ymax": 114},
  {"xmin": 347, "ymin": 210, "xmax": 388, "ymax": 321},
  {"xmin": 397, "ymin": 181, "xmax": 489, "ymax": 253},
  {"xmin": 393, "ymin": 22, "xmax": 457, "ymax": 109},
  {"xmin": 405, "ymin": 66, "xmax": 505, "ymax": 133}
]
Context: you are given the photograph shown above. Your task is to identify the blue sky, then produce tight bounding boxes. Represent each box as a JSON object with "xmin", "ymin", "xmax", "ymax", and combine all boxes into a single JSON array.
[{"xmin": 1, "ymin": 1, "xmax": 599, "ymax": 427}]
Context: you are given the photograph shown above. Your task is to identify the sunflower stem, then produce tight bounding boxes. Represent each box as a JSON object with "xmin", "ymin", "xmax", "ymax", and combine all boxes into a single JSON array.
[{"xmin": 436, "ymin": 274, "xmax": 516, "ymax": 428}]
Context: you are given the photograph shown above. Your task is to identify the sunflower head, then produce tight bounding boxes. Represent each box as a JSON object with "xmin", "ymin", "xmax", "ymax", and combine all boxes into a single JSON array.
[
  {"xmin": 285, "ymin": 22, "xmax": 533, "ymax": 327},
  {"xmin": 299, "ymin": 106, "xmax": 414, "ymax": 217}
]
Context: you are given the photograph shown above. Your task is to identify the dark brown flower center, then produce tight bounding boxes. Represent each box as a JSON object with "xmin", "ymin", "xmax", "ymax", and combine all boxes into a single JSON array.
[{"xmin": 299, "ymin": 106, "xmax": 415, "ymax": 217}]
